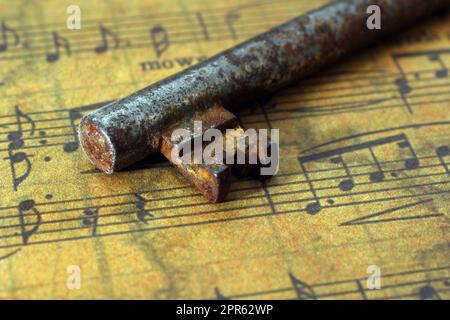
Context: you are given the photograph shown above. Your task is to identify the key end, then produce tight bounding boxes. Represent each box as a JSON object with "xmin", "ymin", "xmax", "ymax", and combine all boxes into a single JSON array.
[{"xmin": 79, "ymin": 116, "xmax": 116, "ymax": 174}]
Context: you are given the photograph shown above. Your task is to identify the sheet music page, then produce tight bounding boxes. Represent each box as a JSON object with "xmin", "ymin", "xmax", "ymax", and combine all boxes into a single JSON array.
[{"xmin": 0, "ymin": 0, "xmax": 448, "ymax": 299}]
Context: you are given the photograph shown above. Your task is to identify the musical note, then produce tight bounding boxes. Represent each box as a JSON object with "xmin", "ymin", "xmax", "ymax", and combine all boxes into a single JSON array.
[
  {"xmin": 393, "ymin": 49, "xmax": 450, "ymax": 114},
  {"xmin": 0, "ymin": 21, "xmax": 20, "ymax": 52},
  {"xmin": 46, "ymin": 31, "xmax": 71, "ymax": 62},
  {"xmin": 17, "ymin": 199, "xmax": 41, "ymax": 245},
  {"xmin": 7, "ymin": 106, "xmax": 35, "ymax": 191},
  {"xmin": 330, "ymin": 156, "xmax": 355, "ymax": 191},
  {"xmin": 418, "ymin": 285, "xmax": 441, "ymax": 300},
  {"xmin": 225, "ymin": 10, "xmax": 240, "ymax": 41},
  {"xmin": 196, "ymin": 12, "xmax": 209, "ymax": 40},
  {"xmin": 63, "ymin": 109, "xmax": 83, "ymax": 153},
  {"xmin": 135, "ymin": 193, "xmax": 153, "ymax": 223},
  {"xmin": 397, "ymin": 136, "xmax": 420, "ymax": 170},
  {"xmin": 429, "ymin": 52, "xmax": 448, "ymax": 78},
  {"xmin": 82, "ymin": 208, "xmax": 99, "ymax": 236},
  {"xmin": 393, "ymin": 78, "xmax": 412, "ymax": 113},
  {"xmin": 435, "ymin": 145, "xmax": 449, "ymax": 176},
  {"xmin": 368, "ymin": 147, "xmax": 385, "ymax": 182},
  {"xmin": 289, "ymin": 273, "xmax": 317, "ymax": 300},
  {"xmin": 94, "ymin": 25, "xmax": 119, "ymax": 54},
  {"xmin": 150, "ymin": 25, "xmax": 169, "ymax": 58},
  {"xmin": 299, "ymin": 134, "xmax": 420, "ymax": 215}
]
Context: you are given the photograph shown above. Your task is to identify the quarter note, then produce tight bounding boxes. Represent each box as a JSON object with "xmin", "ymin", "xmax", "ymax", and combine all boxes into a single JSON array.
[
  {"xmin": 94, "ymin": 25, "xmax": 119, "ymax": 54},
  {"xmin": 46, "ymin": 31, "xmax": 71, "ymax": 62}
]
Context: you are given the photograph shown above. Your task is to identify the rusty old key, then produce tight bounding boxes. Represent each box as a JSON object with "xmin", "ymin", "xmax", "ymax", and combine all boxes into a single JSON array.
[{"xmin": 79, "ymin": 0, "xmax": 449, "ymax": 202}]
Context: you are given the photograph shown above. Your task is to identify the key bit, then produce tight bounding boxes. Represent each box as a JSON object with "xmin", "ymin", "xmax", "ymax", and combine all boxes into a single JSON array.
[{"xmin": 79, "ymin": 0, "xmax": 449, "ymax": 202}]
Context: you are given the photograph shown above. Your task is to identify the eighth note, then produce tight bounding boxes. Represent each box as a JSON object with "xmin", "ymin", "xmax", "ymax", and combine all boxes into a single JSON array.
[
  {"xmin": 46, "ymin": 31, "xmax": 71, "ymax": 62},
  {"xmin": 94, "ymin": 25, "xmax": 119, "ymax": 54},
  {"xmin": 0, "ymin": 21, "xmax": 20, "ymax": 52}
]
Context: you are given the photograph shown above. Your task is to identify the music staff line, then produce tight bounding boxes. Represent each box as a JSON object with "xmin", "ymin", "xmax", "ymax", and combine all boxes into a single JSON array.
[
  {"xmin": 6, "ymin": 15, "xmax": 287, "ymax": 48},
  {"xmin": 216, "ymin": 265, "xmax": 450, "ymax": 300},
  {"xmin": 0, "ymin": 159, "xmax": 448, "ymax": 225},
  {"xmin": 0, "ymin": 187, "xmax": 448, "ymax": 252},
  {"xmin": 5, "ymin": 0, "xmax": 287, "ymax": 31},
  {"xmin": 0, "ymin": 166, "xmax": 448, "ymax": 227},
  {"xmin": 0, "ymin": 87, "xmax": 442, "ymax": 140},
  {"xmin": 0, "ymin": 118, "xmax": 449, "ymax": 200},
  {"xmin": 0, "ymin": 93, "xmax": 444, "ymax": 153},
  {"xmin": 293, "ymin": 64, "xmax": 440, "ymax": 89},
  {"xmin": 20, "ymin": 7, "xmax": 295, "ymax": 39},
  {"xmin": 0, "ymin": 141, "xmax": 449, "ymax": 214},
  {"xmin": 277, "ymin": 71, "xmax": 446, "ymax": 103},
  {"xmin": 245, "ymin": 84, "xmax": 450, "ymax": 123},
  {"xmin": 0, "ymin": 63, "xmax": 448, "ymax": 193},
  {"xmin": 0, "ymin": 69, "xmax": 385, "ymax": 103},
  {"xmin": 0, "ymin": 3, "xmax": 302, "ymax": 62},
  {"xmin": 246, "ymin": 277, "xmax": 449, "ymax": 300},
  {"xmin": 268, "ymin": 73, "xmax": 450, "ymax": 107},
  {"xmin": 0, "ymin": 181, "xmax": 447, "ymax": 243},
  {"xmin": 0, "ymin": 154, "xmax": 448, "ymax": 250},
  {"xmin": 0, "ymin": 57, "xmax": 447, "ymax": 121},
  {"xmin": 0, "ymin": 137, "xmax": 446, "ymax": 208},
  {"xmin": 1, "ymin": 3, "xmax": 447, "ymax": 63},
  {"xmin": 1, "ymin": 67, "xmax": 450, "ymax": 154}
]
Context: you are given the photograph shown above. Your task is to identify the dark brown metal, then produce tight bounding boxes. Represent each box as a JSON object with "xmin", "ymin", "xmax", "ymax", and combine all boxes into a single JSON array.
[{"xmin": 79, "ymin": 0, "xmax": 449, "ymax": 202}]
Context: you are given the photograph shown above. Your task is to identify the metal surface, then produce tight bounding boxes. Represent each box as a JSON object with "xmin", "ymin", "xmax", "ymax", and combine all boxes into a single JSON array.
[{"xmin": 79, "ymin": 0, "xmax": 450, "ymax": 202}]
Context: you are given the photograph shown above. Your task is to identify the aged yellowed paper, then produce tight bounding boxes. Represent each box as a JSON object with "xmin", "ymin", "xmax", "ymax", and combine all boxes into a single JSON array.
[{"xmin": 0, "ymin": 0, "xmax": 448, "ymax": 299}]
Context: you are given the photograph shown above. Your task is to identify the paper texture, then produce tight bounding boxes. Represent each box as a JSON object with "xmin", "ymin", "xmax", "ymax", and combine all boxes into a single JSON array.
[{"xmin": 0, "ymin": 0, "xmax": 448, "ymax": 299}]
